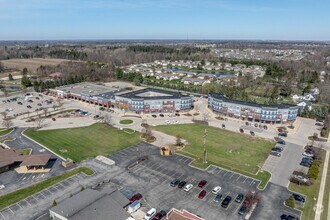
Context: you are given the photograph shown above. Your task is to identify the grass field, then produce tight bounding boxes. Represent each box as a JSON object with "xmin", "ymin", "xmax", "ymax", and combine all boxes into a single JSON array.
[
  {"xmin": 24, "ymin": 123, "xmax": 141, "ymax": 162},
  {"xmin": 119, "ymin": 119, "xmax": 134, "ymax": 124},
  {"xmin": 321, "ymin": 154, "xmax": 330, "ymax": 220},
  {"xmin": 0, "ymin": 128, "xmax": 13, "ymax": 137},
  {"xmin": 1, "ymin": 58, "xmax": 70, "ymax": 71},
  {"xmin": 154, "ymin": 124, "xmax": 274, "ymax": 174},
  {"xmin": 0, "ymin": 167, "xmax": 93, "ymax": 211},
  {"xmin": 289, "ymin": 150, "xmax": 326, "ymax": 220}
]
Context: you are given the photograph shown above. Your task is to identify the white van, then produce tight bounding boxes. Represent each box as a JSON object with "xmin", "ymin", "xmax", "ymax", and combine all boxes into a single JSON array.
[{"xmin": 144, "ymin": 208, "xmax": 156, "ymax": 220}]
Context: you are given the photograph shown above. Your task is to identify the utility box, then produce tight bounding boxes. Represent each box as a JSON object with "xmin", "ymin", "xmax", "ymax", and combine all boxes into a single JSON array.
[{"xmin": 127, "ymin": 200, "xmax": 141, "ymax": 214}]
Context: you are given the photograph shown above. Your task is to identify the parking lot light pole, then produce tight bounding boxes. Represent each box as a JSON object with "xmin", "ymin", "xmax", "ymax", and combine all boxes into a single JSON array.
[{"xmin": 203, "ymin": 128, "xmax": 208, "ymax": 163}]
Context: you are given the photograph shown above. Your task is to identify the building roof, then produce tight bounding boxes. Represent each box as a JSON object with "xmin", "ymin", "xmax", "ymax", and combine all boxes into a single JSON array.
[
  {"xmin": 50, "ymin": 188, "xmax": 131, "ymax": 220},
  {"xmin": 166, "ymin": 208, "xmax": 204, "ymax": 220},
  {"xmin": 118, "ymin": 88, "xmax": 190, "ymax": 100},
  {"xmin": 20, "ymin": 154, "xmax": 51, "ymax": 166},
  {"xmin": 0, "ymin": 147, "xmax": 28, "ymax": 168},
  {"xmin": 209, "ymin": 93, "xmax": 297, "ymax": 109}
]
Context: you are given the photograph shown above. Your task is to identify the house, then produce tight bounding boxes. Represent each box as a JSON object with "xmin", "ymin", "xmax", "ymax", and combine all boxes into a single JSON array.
[
  {"xmin": 297, "ymin": 101, "xmax": 312, "ymax": 111},
  {"xmin": 311, "ymin": 88, "xmax": 320, "ymax": 95},
  {"xmin": 302, "ymin": 93, "xmax": 316, "ymax": 102},
  {"xmin": 292, "ymin": 94, "xmax": 302, "ymax": 101},
  {"xmin": 49, "ymin": 188, "xmax": 132, "ymax": 220}
]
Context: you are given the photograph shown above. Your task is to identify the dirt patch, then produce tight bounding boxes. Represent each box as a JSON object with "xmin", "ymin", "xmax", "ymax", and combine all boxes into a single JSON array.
[{"xmin": 1, "ymin": 58, "xmax": 71, "ymax": 72}]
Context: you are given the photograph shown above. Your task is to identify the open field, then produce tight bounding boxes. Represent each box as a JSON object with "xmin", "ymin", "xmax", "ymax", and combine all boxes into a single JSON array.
[
  {"xmin": 24, "ymin": 123, "xmax": 141, "ymax": 162},
  {"xmin": 153, "ymin": 124, "xmax": 274, "ymax": 174},
  {"xmin": 289, "ymin": 150, "xmax": 326, "ymax": 220},
  {"xmin": 1, "ymin": 58, "xmax": 70, "ymax": 71},
  {"xmin": 0, "ymin": 167, "xmax": 93, "ymax": 211}
]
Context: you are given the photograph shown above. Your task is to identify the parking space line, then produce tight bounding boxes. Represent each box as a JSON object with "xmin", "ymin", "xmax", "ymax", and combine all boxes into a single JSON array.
[
  {"xmin": 242, "ymin": 177, "xmax": 247, "ymax": 183},
  {"xmin": 229, "ymin": 173, "xmax": 235, "ymax": 179},
  {"xmin": 0, "ymin": 211, "xmax": 5, "ymax": 220},
  {"xmin": 236, "ymin": 175, "xmax": 241, "ymax": 181},
  {"xmin": 17, "ymin": 172, "xmax": 27, "ymax": 182},
  {"xmin": 250, "ymin": 180, "xmax": 255, "ymax": 185},
  {"xmin": 7, "ymin": 207, "xmax": 14, "ymax": 214}
]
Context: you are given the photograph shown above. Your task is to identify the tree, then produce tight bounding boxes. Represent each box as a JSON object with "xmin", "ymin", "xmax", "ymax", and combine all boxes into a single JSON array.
[
  {"xmin": 35, "ymin": 116, "xmax": 45, "ymax": 129},
  {"xmin": 102, "ymin": 114, "xmax": 112, "ymax": 126},
  {"xmin": 0, "ymin": 61, "xmax": 4, "ymax": 72},
  {"xmin": 52, "ymin": 200, "xmax": 57, "ymax": 207},
  {"xmin": 175, "ymin": 134, "xmax": 183, "ymax": 146},
  {"xmin": 8, "ymin": 73, "xmax": 14, "ymax": 81},
  {"xmin": 0, "ymin": 111, "xmax": 8, "ymax": 119},
  {"xmin": 21, "ymin": 75, "xmax": 31, "ymax": 87},
  {"xmin": 202, "ymin": 112, "xmax": 210, "ymax": 122},
  {"xmin": 116, "ymin": 68, "xmax": 124, "ymax": 79},
  {"xmin": 244, "ymin": 190, "xmax": 261, "ymax": 211},
  {"xmin": 2, "ymin": 119, "xmax": 13, "ymax": 129},
  {"xmin": 22, "ymin": 67, "xmax": 28, "ymax": 76},
  {"xmin": 285, "ymin": 196, "xmax": 295, "ymax": 208},
  {"xmin": 42, "ymin": 108, "xmax": 49, "ymax": 117}
]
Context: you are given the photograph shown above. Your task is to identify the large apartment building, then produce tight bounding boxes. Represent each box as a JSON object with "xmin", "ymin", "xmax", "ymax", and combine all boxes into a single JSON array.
[
  {"xmin": 115, "ymin": 88, "xmax": 193, "ymax": 113},
  {"xmin": 208, "ymin": 93, "xmax": 298, "ymax": 124}
]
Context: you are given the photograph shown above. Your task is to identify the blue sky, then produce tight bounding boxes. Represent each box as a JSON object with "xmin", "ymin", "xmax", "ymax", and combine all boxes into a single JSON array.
[{"xmin": 0, "ymin": 0, "xmax": 329, "ymax": 41}]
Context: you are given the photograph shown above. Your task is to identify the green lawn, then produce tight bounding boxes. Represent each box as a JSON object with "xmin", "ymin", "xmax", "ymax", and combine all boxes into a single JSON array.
[
  {"xmin": 0, "ymin": 128, "xmax": 13, "ymax": 136},
  {"xmin": 119, "ymin": 119, "xmax": 134, "ymax": 124},
  {"xmin": 154, "ymin": 124, "xmax": 273, "ymax": 174},
  {"xmin": 24, "ymin": 123, "xmax": 141, "ymax": 162},
  {"xmin": 289, "ymin": 150, "xmax": 326, "ymax": 220},
  {"xmin": 0, "ymin": 167, "xmax": 93, "ymax": 211},
  {"xmin": 321, "ymin": 154, "xmax": 330, "ymax": 220}
]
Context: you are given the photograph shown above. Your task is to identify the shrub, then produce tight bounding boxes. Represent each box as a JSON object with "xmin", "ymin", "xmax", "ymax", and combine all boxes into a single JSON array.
[
  {"xmin": 308, "ymin": 163, "xmax": 320, "ymax": 179},
  {"xmin": 285, "ymin": 196, "xmax": 295, "ymax": 208},
  {"xmin": 52, "ymin": 200, "xmax": 57, "ymax": 207}
]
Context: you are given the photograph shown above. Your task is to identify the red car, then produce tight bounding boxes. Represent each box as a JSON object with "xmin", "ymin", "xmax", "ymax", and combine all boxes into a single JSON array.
[
  {"xmin": 239, "ymin": 128, "xmax": 244, "ymax": 133},
  {"xmin": 129, "ymin": 193, "xmax": 142, "ymax": 203},
  {"xmin": 198, "ymin": 180, "xmax": 207, "ymax": 187},
  {"xmin": 198, "ymin": 190, "xmax": 207, "ymax": 199}
]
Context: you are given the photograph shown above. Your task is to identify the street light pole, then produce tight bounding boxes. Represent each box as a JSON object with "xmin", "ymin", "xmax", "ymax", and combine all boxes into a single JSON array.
[{"xmin": 203, "ymin": 128, "xmax": 208, "ymax": 163}]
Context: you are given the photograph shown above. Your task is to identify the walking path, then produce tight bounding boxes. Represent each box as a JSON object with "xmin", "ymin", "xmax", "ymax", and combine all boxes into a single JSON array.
[{"xmin": 315, "ymin": 150, "xmax": 329, "ymax": 220}]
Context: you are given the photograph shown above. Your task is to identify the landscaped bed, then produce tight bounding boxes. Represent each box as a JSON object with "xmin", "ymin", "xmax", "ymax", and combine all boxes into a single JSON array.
[
  {"xmin": 24, "ymin": 123, "xmax": 140, "ymax": 162},
  {"xmin": 119, "ymin": 119, "xmax": 134, "ymax": 124}
]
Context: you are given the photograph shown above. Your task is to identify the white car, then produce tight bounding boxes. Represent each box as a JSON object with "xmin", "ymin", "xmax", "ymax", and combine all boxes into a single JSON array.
[
  {"xmin": 144, "ymin": 208, "xmax": 156, "ymax": 220},
  {"xmin": 184, "ymin": 184, "xmax": 193, "ymax": 192},
  {"xmin": 303, "ymin": 152, "xmax": 314, "ymax": 157},
  {"xmin": 212, "ymin": 186, "xmax": 222, "ymax": 194}
]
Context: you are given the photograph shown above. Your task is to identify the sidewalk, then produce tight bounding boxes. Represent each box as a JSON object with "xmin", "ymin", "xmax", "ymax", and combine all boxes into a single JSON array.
[{"xmin": 314, "ymin": 150, "xmax": 329, "ymax": 220}]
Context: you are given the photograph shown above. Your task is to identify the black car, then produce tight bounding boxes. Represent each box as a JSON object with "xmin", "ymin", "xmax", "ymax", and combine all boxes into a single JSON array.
[
  {"xmin": 293, "ymin": 193, "xmax": 305, "ymax": 203},
  {"xmin": 17, "ymin": 102, "xmax": 22, "ymax": 105},
  {"xmin": 238, "ymin": 205, "xmax": 247, "ymax": 215},
  {"xmin": 280, "ymin": 214, "xmax": 299, "ymax": 220},
  {"xmin": 99, "ymin": 107, "xmax": 105, "ymax": 111},
  {"xmin": 159, "ymin": 114, "xmax": 164, "ymax": 117},
  {"xmin": 272, "ymin": 147, "xmax": 283, "ymax": 152},
  {"xmin": 221, "ymin": 195, "xmax": 232, "ymax": 208},
  {"xmin": 235, "ymin": 193, "xmax": 244, "ymax": 203},
  {"xmin": 170, "ymin": 179, "xmax": 180, "ymax": 187},
  {"xmin": 152, "ymin": 114, "xmax": 157, "ymax": 118},
  {"xmin": 278, "ymin": 132, "xmax": 287, "ymax": 137},
  {"xmin": 27, "ymin": 105, "xmax": 32, "ymax": 108},
  {"xmin": 300, "ymin": 162, "xmax": 311, "ymax": 167},
  {"xmin": 250, "ymin": 131, "xmax": 255, "ymax": 136},
  {"xmin": 178, "ymin": 181, "xmax": 187, "ymax": 188}
]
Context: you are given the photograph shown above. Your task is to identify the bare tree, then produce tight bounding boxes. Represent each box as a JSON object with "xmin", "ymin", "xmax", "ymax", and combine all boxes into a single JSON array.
[
  {"xmin": 102, "ymin": 113, "xmax": 112, "ymax": 126},
  {"xmin": 35, "ymin": 116, "xmax": 45, "ymax": 129},
  {"xmin": 202, "ymin": 112, "xmax": 210, "ymax": 122},
  {"xmin": 244, "ymin": 190, "xmax": 262, "ymax": 211},
  {"xmin": 0, "ymin": 111, "xmax": 8, "ymax": 119},
  {"xmin": 42, "ymin": 108, "xmax": 49, "ymax": 117},
  {"xmin": 2, "ymin": 118, "xmax": 13, "ymax": 129},
  {"xmin": 175, "ymin": 134, "xmax": 183, "ymax": 146}
]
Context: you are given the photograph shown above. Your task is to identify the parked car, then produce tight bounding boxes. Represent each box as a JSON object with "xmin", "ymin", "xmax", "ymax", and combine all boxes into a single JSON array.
[
  {"xmin": 198, "ymin": 190, "xmax": 207, "ymax": 199},
  {"xmin": 170, "ymin": 179, "xmax": 180, "ymax": 187},
  {"xmin": 17, "ymin": 102, "xmax": 22, "ymax": 105},
  {"xmin": 152, "ymin": 114, "xmax": 157, "ymax": 118},
  {"xmin": 175, "ymin": 113, "xmax": 180, "ymax": 116},
  {"xmin": 214, "ymin": 193, "xmax": 222, "ymax": 202},
  {"xmin": 272, "ymin": 147, "xmax": 283, "ymax": 152},
  {"xmin": 184, "ymin": 184, "xmax": 193, "ymax": 192},
  {"xmin": 303, "ymin": 151, "xmax": 314, "ymax": 157},
  {"xmin": 278, "ymin": 132, "xmax": 287, "ymax": 137},
  {"xmin": 221, "ymin": 124, "xmax": 226, "ymax": 129},
  {"xmin": 27, "ymin": 105, "xmax": 32, "ymax": 108},
  {"xmin": 292, "ymin": 193, "xmax": 305, "ymax": 203},
  {"xmin": 178, "ymin": 181, "xmax": 187, "ymax": 188},
  {"xmin": 129, "ymin": 193, "xmax": 142, "ymax": 203},
  {"xmin": 235, "ymin": 193, "xmax": 244, "ymax": 203},
  {"xmin": 221, "ymin": 196, "xmax": 232, "ymax": 208},
  {"xmin": 159, "ymin": 114, "xmax": 164, "ymax": 117},
  {"xmin": 238, "ymin": 205, "xmax": 247, "ymax": 215},
  {"xmin": 152, "ymin": 210, "xmax": 167, "ymax": 220},
  {"xmin": 37, "ymin": 103, "xmax": 42, "ymax": 106},
  {"xmin": 270, "ymin": 151, "xmax": 281, "ymax": 157},
  {"xmin": 263, "ymin": 125, "xmax": 268, "ymax": 130},
  {"xmin": 277, "ymin": 140, "xmax": 286, "ymax": 145},
  {"xmin": 144, "ymin": 208, "xmax": 156, "ymax": 220},
  {"xmin": 245, "ymin": 122, "xmax": 249, "ymax": 126},
  {"xmin": 280, "ymin": 214, "xmax": 299, "ymax": 220},
  {"xmin": 211, "ymin": 186, "xmax": 221, "ymax": 194},
  {"xmin": 99, "ymin": 107, "xmax": 105, "ymax": 111},
  {"xmin": 250, "ymin": 131, "xmax": 255, "ymax": 136},
  {"xmin": 28, "ymin": 99, "xmax": 33, "ymax": 103},
  {"xmin": 35, "ymin": 97, "xmax": 40, "ymax": 100},
  {"xmin": 239, "ymin": 128, "xmax": 244, "ymax": 133},
  {"xmin": 254, "ymin": 123, "xmax": 258, "ymax": 127},
  {"xmin": 198, "ymin": 180, "xmax": 207, "ymax": 187}
]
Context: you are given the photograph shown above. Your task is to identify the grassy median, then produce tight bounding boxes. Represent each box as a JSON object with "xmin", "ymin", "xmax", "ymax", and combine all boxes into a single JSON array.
[
  {"xmin": 0, "ymin": 167, "xmax": 93, "ymax": 211},
  {"xmin": 154, "ymin": 124, "xmax": 273, "ymax": 189},
  {"xmin": 321, "ymin": 154, "xmax": 330, "ymax": 220},
  {"xmin": 0, "ymin": 128, "xmax": 13, "ymax": 137},
  {"xmin": 24, "ymin": 123, "xmax": 141, "ymax": 162}
]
